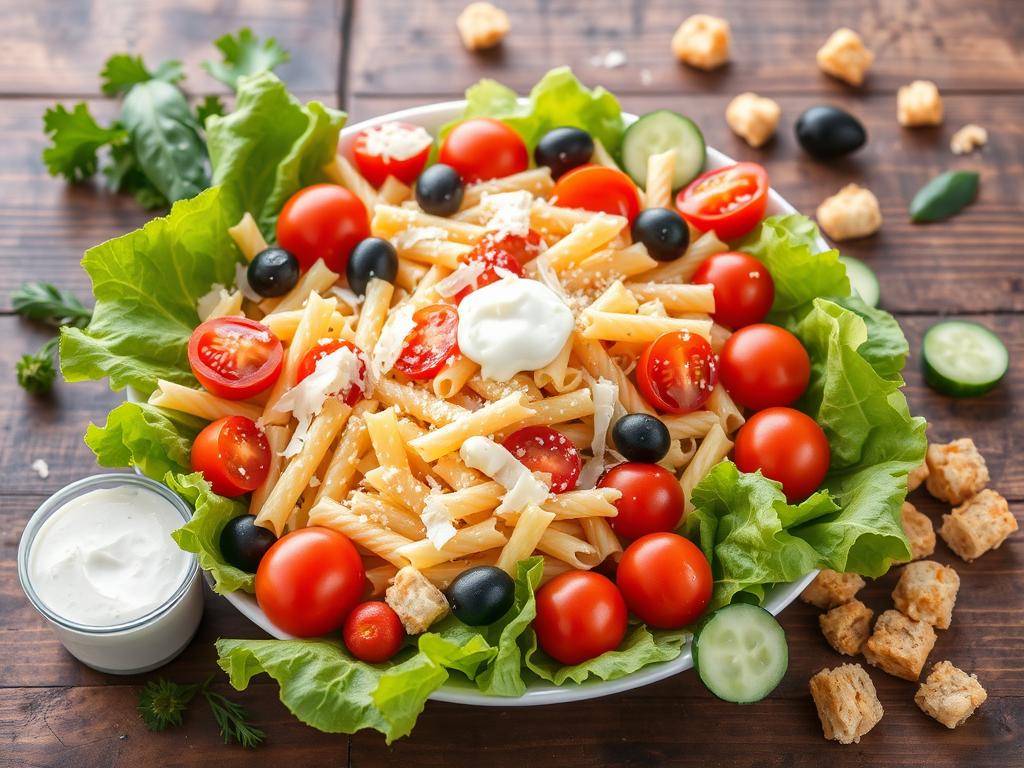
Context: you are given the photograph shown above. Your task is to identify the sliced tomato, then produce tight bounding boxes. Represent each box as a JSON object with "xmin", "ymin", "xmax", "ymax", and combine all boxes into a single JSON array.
[
  {"xmin": 636, "ymin": 330, "xmax": 718, "ymax": 414},
  {"xmin": 552, "ymin": 164, "xmax": 642, "ymax": 223},
  {"xmin": 675, "ymin": 162, "xmax": 769, "ymax": 241},
  {"xmin": 453, "ymin": 230, "xmax": 541, "ymax": 303},
  {"xmin": 502, "ymin": 426, "xmax": 582, "ymax": 493},
  {"xmin": 295, "ymin": 340, "xmax": 368, "ymax": 406},
  {"xmin": 394, "ymin": 304, "xmax": 460, "ymax": 380},
  {"xmin": 188, "ymin": 317, "xmax": 283, "ymax": 400},
  {"xmin": 191, "ymin": 416, "xmax": 271, "ymax": 497},
  {"xmin": 352, "ymin": 121, "xmax": 433, "ymax": 187}
]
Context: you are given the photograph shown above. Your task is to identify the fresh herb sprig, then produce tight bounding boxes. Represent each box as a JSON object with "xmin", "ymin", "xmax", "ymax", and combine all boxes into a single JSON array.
[
  {"xmin": 16, "ymin": 337, "xmax": 59, "ymax": 395},
  {"xmin": 137, "ymin": 676, "xmax": 264, "ymax": 748},
  {"xmin": 11, "ymin": 282, "xmax": 94, "ymax": 395}
]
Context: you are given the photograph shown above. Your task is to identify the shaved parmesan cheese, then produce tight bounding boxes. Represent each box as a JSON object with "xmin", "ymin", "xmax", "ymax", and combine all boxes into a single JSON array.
[
  {"xmin": 392, "ymin": 226, "xmax": 449, "ymax": 250},
  {"xmin": 371, "ymin": 302, "xmax": 416, "ymax": 379},
  {"xmin": 578, "ymin": 377, "xmax": 618, "ymax": 489},
  {"xmin": 435, "ymin": 261, "xmax": 487, "ymax": 298},
  {"xmin": 534, "ymin": 255, "xmax": 570, "ymax": 305},
  {"xmin": 360, "ymin": 122, "xmax": 433, "ymax": 162},
  {"xmin": 420, "ymin": 494, "xmax": 458, "ymax": 548},
  {"xmin": 329, "ymin": 285, "xmax": 362, "ymax": 311},
  {"xmin": 196, "ymin": 283, "xmax": 228, "ymax": 321},
  {"xmin": 460, "ymin": 436, "xmax": 550, "ymax": 515},
  {"xmin": 482, "ymin": 190, "xmax": 533, "ymax": 239},
  {"xmin": 235, "ymin": 263, "xmax": 262, "ymax": 302}
]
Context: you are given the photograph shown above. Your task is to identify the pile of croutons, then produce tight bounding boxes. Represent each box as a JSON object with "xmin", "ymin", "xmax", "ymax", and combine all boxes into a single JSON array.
[{"xmin": 802, "ymin": 437, "xmax": 1017, "ymax": 744}]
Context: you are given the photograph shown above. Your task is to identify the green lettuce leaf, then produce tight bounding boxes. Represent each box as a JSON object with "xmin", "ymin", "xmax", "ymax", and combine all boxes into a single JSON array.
[
  {"xmin": 85, "ymin": 401, "xmax": 203, "ymax": 479},
  {"xmin": 831, "ymin": 294, "xmax": 909, "ymax": 381},
  {"xmin": 524, "ymin": 626, "xmax": 686, "ymax": 685}
]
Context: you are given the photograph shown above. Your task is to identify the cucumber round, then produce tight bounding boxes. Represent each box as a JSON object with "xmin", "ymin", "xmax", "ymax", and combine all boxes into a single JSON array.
[
  {"xmin": 621, "ymin": 110, "xmax": 705, "ymax": 191},
  {"xmin": 839, "ymin": 256, "xmax": 880, "ymax": 308},
  {"xmin": 692, "ymin": 603, "xmax": 788, "ymax": 704},
  {"xmin": 922, "ymin": 320, "xmax": 1008, "ymax": 397}
]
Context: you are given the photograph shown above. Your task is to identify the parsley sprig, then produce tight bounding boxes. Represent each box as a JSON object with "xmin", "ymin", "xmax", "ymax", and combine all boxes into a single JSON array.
[
  {"xmin": 137, "ymin": 676, "xmax": 265, "ymax": 748},
  {"xmin": 11, "ymin": 282, "xmax": 94, "ymax": 395}
]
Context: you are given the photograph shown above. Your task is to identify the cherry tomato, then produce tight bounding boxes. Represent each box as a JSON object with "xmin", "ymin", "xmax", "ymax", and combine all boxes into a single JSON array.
[
  {"xmin": 191, "ymin": 416, "xmax": 271, "ymax": 497},
  {"xmin": 343, "ymin": 601, "xmax": 405, "ymax": 663},
  {"xmin": 439, "ymin": 118, "xmax": 529, "ymax": 183},
  {"xmin": 276, "ymin": 184, "xmax": 370, "ymax": 273},
  {"xmin": 453, "ymin": 230, "xmax": 541, "ymax": 303},
  {"xmin": 598, "ymin": 462, "xmax": 684, "ymax": 540},
  {"xmin": 502, "ymin": 426, "xmax": 581, "ymax": 493},
  {"xmin": 552, "ymin": 164, "xmax": 642, "ymax": 223},
  {"xmin": 676, "ymin": 163, "xmax": 769, "ymax": 241},
  {"xmin": 534, "ymin": 571, "xmax": 627, "ymax": 665},
  {"xmin": 188, "ymin": 316, "xmax": 283, "ymax": 400},
  {"xmin": 734, "ymin": 407, "xmax": 830, "ymax": 502},
  {"xmin": 719, "ymin": 324, "xmax": 811, "ymax": 411},
  {"xmin": 255, "ymin": 527, "xmax": 365, "ymax": 637},
  {"xmin": 295, "ymin": 340, "xmax": 368, "ymax": 406},
  {"xmin": 352, "ymin": 121, "xmax": 432, "ymax": 187},
  {"xmin": 636, "ymin": 330, "xmax": 718, "ymax": 414},
  {"xmin": 617, "ymin": 533, "xmax": 712, "ymax": 628},
  {"xmin": 394, "ymin": 304, "xmax": 459, "ymax": 380},
  {"xmin": 691, "ymin": 251, "xmax": 775, "ymax": 328}
]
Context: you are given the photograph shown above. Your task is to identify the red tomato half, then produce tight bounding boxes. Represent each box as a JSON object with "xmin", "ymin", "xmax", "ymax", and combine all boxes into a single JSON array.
[
  {"xmin": 502, "ymin": 426, "xmax": 581, "ymax": 493},
  {"xmin": 276, "ymin": 184, "xmax": 370, "ymax": 273},
  {"xmin": 188, "ymin": 316, "xmax": 283, "ymax": 400},
  {"xmin": 734, "ymin": 407, "xmax": 830, "ymax": 502},
  {"xmin": 394, "ymin": 304, "xmax": 460, "ymax": 380},
  {"xmin": 691, "ymin": 251, "xmax": 775, "ymax": 328},
  {"xmin": 534, "ymin": 571, "xmax": 627, "ymax": 665},
  {"xmin": 617, "ymin": 533, "xmax": 712, "ymax": 628},
  {"xmin": 636, "ymin": 331, "xmax": 718, "ymax": 414},
  {"xmin": 719, "ymin": 324, "xmax": 811, "ymax": 411},
  {"xmin": 453, "ymin": 230, "xmax": 541, "ymax": 303},
  {"xmin": 552, "ymin": 164, "xmax": 642, "ymax": 223},
  {"xmin": 676, "ymin": 163, "xmax": 769, "ymax": 241},
  {"xmin": 255, "ymin": 527, "xmax": 365, "ymax": 637},
  {"xmin": 191, "ymin": 416, "xmax": 271, "ymax": 497},
  {"xmin": 343, "ymin": 601, "xmax": 405, "ymax": 663},
  {"xmin": 295, "ymin": 340, "xmax": 368, "ymax": 406},
  {"xmin": 439, "ymin": 118, "xmax": 529, "ymax": 183},
  {"xmin": 598, "ymin": 462, "xmax": 684, "ymax": 540},
  {"xmin": 352, "ymin": 121, "xmax": 432, "ymax": 187}
]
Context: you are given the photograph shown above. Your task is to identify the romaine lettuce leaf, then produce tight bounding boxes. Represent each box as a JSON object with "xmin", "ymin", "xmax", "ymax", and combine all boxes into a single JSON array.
[{"xmin": 85, "ymin": 400, "xmax": 203, "ymax": 479}]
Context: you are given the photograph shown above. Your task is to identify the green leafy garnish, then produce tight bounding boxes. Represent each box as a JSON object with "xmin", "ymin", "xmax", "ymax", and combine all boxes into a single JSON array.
[
  {"xmin": 910, "ymin": 170, "xmax": 979, "ymax": 223},
  {"xmin": 202, "ymin": 685, "xmax": 265, "ymax": 748},
  {"xmin": 41, "ymin": 103, "xmax": 126, "ymax": 182},
  {"xmin": 16, "ymin": 338, "xmax": 58, "ymax": 395},
  {"xmin": 196, "ymin": 95, "xmax": 227, "ymax": 125},
  {"xmin": 203, "ymin": 28, "xmax": 290, "ymax": 90},
  {"xmin": 137, "ymin": 676, "xmax": 263, "ymax": 748},
  {"xmin": 11, "ymin": 282, "xmax": 92, "ymax": 328},
  {"xmin": 100, "ymin": 53, "xmax": 184, "ymax": 97}
]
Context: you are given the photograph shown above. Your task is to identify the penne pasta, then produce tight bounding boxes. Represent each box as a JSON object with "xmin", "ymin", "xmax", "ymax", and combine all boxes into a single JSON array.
[{"xmin": 149, "ymin": 380, "xmax": 263, "ymax": 422}]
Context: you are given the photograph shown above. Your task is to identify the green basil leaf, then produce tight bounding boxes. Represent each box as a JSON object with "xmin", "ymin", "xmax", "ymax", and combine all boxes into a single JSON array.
[{"xmin": 910, "ymin": 170, "xmax": 979, "ymax": 223}]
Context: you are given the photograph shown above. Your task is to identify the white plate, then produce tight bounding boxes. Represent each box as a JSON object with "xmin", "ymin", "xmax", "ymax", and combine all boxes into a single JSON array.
[{"xmin": 137, "ymin": 100, "xmax": 827, "ymax": 707}]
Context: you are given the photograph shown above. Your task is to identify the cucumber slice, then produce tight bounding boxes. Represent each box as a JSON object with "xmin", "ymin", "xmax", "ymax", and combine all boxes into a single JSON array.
[
  {"xmin": 922, "ymin": 320, "xmax": 1008, "ymax": 397},
  {"xmin": 692, "ymin": 603, "xmax": 788, "ymax": 704},
  {"xmin": 839, "ymin": 256, "xmax": 881, "ymax": 307},
  {"xmin": 621, "ymin": 110, "xmax": 705, "ymax": 191}
]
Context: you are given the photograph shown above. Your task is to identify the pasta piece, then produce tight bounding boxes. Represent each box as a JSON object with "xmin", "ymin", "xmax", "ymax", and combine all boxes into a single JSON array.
[
  {"xmin": 393, "ymin": 237, "xmax": 470, "ymax": 270},
  {"xmin": 372, "ymin": 204, "xmax": 486, "ymax": 245},
  {"xmin": 679, "ymin": 423, "xmax": 734, "ymax": 515},
  {"xmin": 228, "ymin": 212, "xmax": 269, "ymax": 262},
  {"xmin": 421, "ymin": 554, "xmax": 499, "ymax": 589},
  {"xmin": 309, "ymin": 498, "xmax": 412, "ymax": 568},
  {"xmin": 421, "ymin": 481, "xmax": 504, "ymax": 521},
  {"xmin": 639, "ymin": 230, "xmax": 728, "ymax": 283},
  {"xmin": 432, "ymin": 454, "xmax": 487, "ymax": 490},
  {"xmin": 658, "ymin": 439, "xmax": 694, "ymax": 471},
  {"xmin": 580, "ymin": 311, "xmax": 713, "ymax": 343},
  {"xmin": 354, "ymin": 277, "xmax": 396, "ymax": 353},
  {"xmin": 349, "ymin": 491, "xmax": 427, "ymax": 539},
  {"xmin": 555, "ymin": 421, "xmax": 593, "ymax": 450},
  {"xmin": 494, "ymin": 388, "xmax": 595, "ymax": 439},
  {"xmin": 563, "ymin": 244, "xmax": 659, "ymax": 294},
  {"xmin": 706, "ymin": 385, "xmax": 745, "ymax": 434},
  {"xmin": 261, "ymin": 259, "xmax": 339, "ymax": 315},
  {"xmin": 572, "ymin": 333, "xmax": 654, "ymax": 415},
  {"xmin": 249, "ymin": 425, "xmax": 291, "ymax": 516},
  {"xmin": 541, "ymin": 487, "xmax": 620, "ymax": 520},
  {"xmin": 660, "ymin": 410, "xmax": 720, "ymax": 439},
  {"xmin": 366, "ymin": 564, "xmax": 399, "ymax": 596},
  {"xmin": 396, "ymin": 518, "xmax": 508, "ymax": 569},
  {"xmin": 378, "ymin": 176, "xmax": 412, "ymax": 205},
  {"xmin": 537, "ymin": 527, "xmax": 601, "ymax": 570},
  {"xmin": 374, "ymin": 378, "xmax": 468, "ymax": 426},
  {"xmin": 149, "ymin": 380, "xmax": 263, "ymax": 422},
  {"xmin": 626, "ymin": 282, "xmax": 716, "ymax": 314},
  {"xmin": 533, "ymin": 338, "xmax": 583, "ymax": 394},
  {"xmin": 409, "ymin": 392, "xmax": 536, "ymax": 462},
  {"xmin": 263, "ymin": 309, "xmax": 350, "ymax": 343},
  {"xmin": 433, "ymin": 355, "xmax": 480, "ymax": 399},
  {"xmin": 495, "ymin": 504, "xmax": 556, "ymax": 574},
  {"xmin": 204, "ymin": 289, "xmax": 243, "ymax": 320},
  {"xmin": 362, "ymin": 466, "xmax": 431, "ymax": 515},
  {"xmin": 324, "ymin": 156, "xmax": 378, "ymax": 211},
  {"xmin": 589, "ymin": 280, "xmax": 640, "ymax": 314},
  {"xmin": 364, "ymin": 408, "xmax": 410, "ymax": 470},
  {"xmin": 580, "ymin": 517, "xmax": 623, "ymax": 562},
  {"xmin": 540, "ymin": 213, "xmax": 627, "ymax": 271},
  {"xmin": 314, "ymin": 400, "xmax": 378, "ymax": 503},
  {"xmin": 539, "ymin": 557, "xmax": 574, "ymax": 586},
  {"xmin": 395, "ymin": 259, "xmax": 429, "ymax": 292},
  {"xmin": 468, "ymin": 374, "xmax": 543, "ymax": 402},
  {"xmin": 460, "ymin": 167, "xmax": 555, "ymax": 209},
  {"xmin": 644, "ymin": 148, "xmax": 678, "ymax": 209},
  {"xmin": 710, "ymin": 322, "xmax": 731, "ymax": 353}
]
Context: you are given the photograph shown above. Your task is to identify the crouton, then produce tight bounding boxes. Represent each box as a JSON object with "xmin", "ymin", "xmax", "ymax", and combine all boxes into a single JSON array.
[
  {"xmin": 915, "ymin": 661, "xmax": 988, "ymax": 728},
  {"xmin": 816, "ymin": 28, "xmax": 874, "ymax": 86},
  {"xmin": 819, "ymin": 599, "xmax": 873, "ymax": 656},
  {"xmin": 800, "ymin": 569, "xmax": 865, "ymax": 609},
  {"xmin": 907, "ymin": 460, "xmax": 929, "ymax": 492},
  {"xmin": 940, "ymin": 489, "xmax": 1018, "ymax": 562},
  {"xmin": 899, "ymin": 502, "xmax": 936, "ymax": 562},
  {"xmin": 816, "ymin": 184, "xmax": 882, "ymax": 241},
  {"xmin": 809, "ymin": 664, "xmax": 884, "ymax": 744},
  {"xmin": 925, "ymin": 438, "xmax": 989, "ymax": 504},
  {"xmin": 725, "ymin": 92, "xmax": 781, "ymax": 148},
  {"xmin": 864, "ymin": 609, "xmax": 936, "ymax": 681},
  {"xmin": 892, "ymin": 560, "xmax": 960, "ymax": 629},
  {"xmin": 950, "ymin": 124, "xmax": 988, "ymax": 155},
  {"xmin": 897, "ymin": 80, "xmax": 944, "ymax": 127},
  {"xmin": 456, "ymin": 2, "xmax": 510, "ymax": 51},
  {"xmin": 671, "ymin": 15, "xmax": 731, "ymax": 71},
  {"xmin": 385, "ymin": 566, "xmax": 449, "ymax": 634}
]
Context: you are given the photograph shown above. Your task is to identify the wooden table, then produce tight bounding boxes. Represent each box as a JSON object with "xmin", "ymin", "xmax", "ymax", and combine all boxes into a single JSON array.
[{"xmin": 1, "ymin": 1, "xmax": 1021, "ymax": 765}]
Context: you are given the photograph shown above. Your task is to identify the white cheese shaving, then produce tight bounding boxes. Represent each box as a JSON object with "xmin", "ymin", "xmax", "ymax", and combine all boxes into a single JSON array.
[
  {"xmin": 329, "ymin": 285, "xmax": 362, "ymax": 311},
  {"xmin": 482, "ymin": 190, "xmax": 533, "ymax": 239},
  {"xmin": 534, "ymin": 255, "xmax": 570, "ymax": 305},
  {"xmin": 460, "ymin": 436, "xmax": 550, "ymax": 516},
  {"xmin": 420, "ymin": 494, "xmax": 458, "ymax": 549},
  {"xmin": 196, "ymin": 283, "xmax": 228, "ymax": 321},
  {"xmin": 31, "ymin": 459, "xmax": 50, "ymax": 479},
  {"xmin": 371, "ymin": 303, "xmax": 417, "ymax": 378},
  {"xmin": 360, "ymin": 121, "xmax": 433, "ymax": 162},
  {"xmin": 235, "ymin": 263, "xmax": 262, "ymax": 302},
  {"xmin": 391, "ymin": 226, "xmax": 449, "ymax": 250},
  {"xmin": 435, "ymin": 261, "xmax": 487, "ymax": 298},
  {"xmin": 578, "ymin": 377, "xmax": 618, "ymax": 489}
]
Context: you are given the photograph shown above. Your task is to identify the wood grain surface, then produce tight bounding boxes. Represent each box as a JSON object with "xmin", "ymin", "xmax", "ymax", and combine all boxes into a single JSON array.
[{"xmin": 1, "ymin": 1, "xmax": 1021, "ymax": 766}]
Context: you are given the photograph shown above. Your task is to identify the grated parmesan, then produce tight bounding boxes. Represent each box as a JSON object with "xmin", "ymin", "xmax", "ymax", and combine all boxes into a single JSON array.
[
  {"xmin": 460, "ymin": 436, "xmax": 551, "ymax": 515},
  {"xmin": 481, "ymin": 190, "xmax": 533, "ymax": 239},
  {"xmin": 360, "ymin": 122, "xmax": 433, "ymax": 163},
  {"xmin": 391, "ymin": 226, "xmax": 449, "ymax": 250},
  {"xmin": 578, "ymin": 377, "xmax": 618, "ymax": 489}
]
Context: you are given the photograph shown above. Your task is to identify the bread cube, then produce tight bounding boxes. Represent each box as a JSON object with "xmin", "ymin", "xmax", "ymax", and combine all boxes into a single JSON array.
[
  {"xmin": 897, "ymin": 80, "xmax": 944, "ymax": 127},
  {"xmin": 725, "ymin": 92, "xmax": 781, "ymax": 148},
  {"xmin": 915, "ymin": 661, "xmax": 988, "ymax": 728},
  {"xmin": 671, "ymin": 15, "xmax": 731, "ymax": 71},
  {"xmin": 819, "ymin": 599, "xmax": 873, "ymax": 656},
  {"xmin": 809, "ymin": 664, "xmax": 884, "ymax": 744},
  {"xmin": 456, "ymin": 2, "xmax": 510, "ymax": 51},
  {"xmin": 950, "ymin": 124, "xmax": 988, "ymax": 155},
  {"xmin": 925, "ymin": 438, "xmax": 989, "ymax": 504},
  {"xmin": 816, "ymin": 184, "xmax": 882, "ymax": 241},
  {"xmin": 816, "ymin": 28, "xmax": 874, "ymax": 86},
  {"xmin": 940, "ymin": 489, "xmax": 1018, "ymax": 562},
  {"xmin": 800, "ymin": 569, "xmax": 865, "ymax": 609},
  {"xmin": 864, "ymin": 609, "xmax": 936, "ymax": 681},
  {"xmin": 907, "ymin": 460, "xmax": 929, "ymax": 492},
  {"xmin": 900, "ymin": 501, "xmax": 936, "ymax": 562},
  {"xmin": 892, "ymin": 560, "xmax": 959, "ymax": 629},
  {"xmin": 385, "ymin": 566, "xmax": 449, "ymax": 634}
]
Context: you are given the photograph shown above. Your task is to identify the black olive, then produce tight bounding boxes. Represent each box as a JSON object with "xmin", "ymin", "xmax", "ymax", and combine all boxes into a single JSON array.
[
  {"xmin": 795, "ymin": 106, "xmax": 867, "ymax": 159},
  {"xmin": 219, "ymin": 515, "xmax": 277, "ymax": 573},
  {"xmin": 631, "ymin": 208, "xmax": 690, "ymax": 262},
  {"xmin": 534, "ymin": 126, "xmax": 595, "ymax": 179},
  {"xmin": 415, "ymin": 163, "xmax": 464, "ymax": 217},
  {"xmin": 611, "ymin": 413, "xmax": 671, "ymax": 464},
  {"xmin": 247, "ymin": 247, "xmax": 300, "ymax": 298},
  {"xmin": 346, "ymin": 237, "xmax": 399, "ymax": 296},
  {"xmin": 444, "ymin": 565, "xmax": 515, "ymax": 626}
]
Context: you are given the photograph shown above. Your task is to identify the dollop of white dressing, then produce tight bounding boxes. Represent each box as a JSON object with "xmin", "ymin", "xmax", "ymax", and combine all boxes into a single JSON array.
[
  {"xmin": 28, "ymin": 486, "xmax": 191, "ymax": 626},
  {"xmin": 457, "ymin": 276, "xmax": 574, "ymax": 382}
]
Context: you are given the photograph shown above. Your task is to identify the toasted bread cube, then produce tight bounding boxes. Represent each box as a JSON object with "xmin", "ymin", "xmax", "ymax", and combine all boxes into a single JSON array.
[
  {"xmin": 907, "ymin": 460, "xmax": 929, "ymax": 492},
  {"xmin": 725, "ymin": 92, "xmax": 781, "ymax": 148},
  {"xmin": 816, "ymin": 28, "xmax": 874, "ymax": 86},
  {"xmin": 864, "ymin": 609, "xmax": 936, "ymax": 681},
  {"xmin": 809, "ymin": 664, "xmax": 884, "ymax": 744},
  {"xmin": 819, "ymin": 599, "xmax": 873, "ymax": 656},
  {"xmin": 671, "ymin": 15, "xmax": 731, "ymax": 71},
  {"xmin": 385, "ymin": 566, "xmax": 449, "ymax": 634},
  {"xmin": 925, "ymin": 438, "xmax": 989, "ymax": 504},
  {"xmin": 950, "ymin": 124, "xmax": 988, "ymax": 155},
  {"xmin": 897, "ymin": 80, "xmax": 944, "ymax": 127},
  {"xmin": 816, "ymin": 184, "xmax": 882, "ymax": 241},
  {"xmin": 899, "ymin": 502, "xmax": 936, "ymax": 562},
  {"xmin": 456, "ymin": 2, "xmax": 510, "ymax": 51},
  {"xmin": 915, "ymin": 661, "xmax": 987, "ymax": 728},
  {"xmin": 800, "ymin": 569, "xmax": 866, "ymax": 609},
  {"xmin": 940, "ymin": 489, "xmax": 1018, "ymax": 562},
  {"xmin": 892, "ymin": 560, "xmax": 959, "ymax": 629}
]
